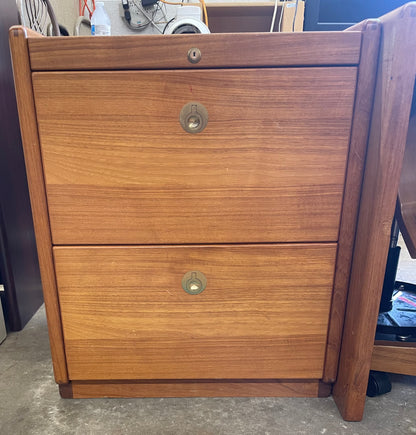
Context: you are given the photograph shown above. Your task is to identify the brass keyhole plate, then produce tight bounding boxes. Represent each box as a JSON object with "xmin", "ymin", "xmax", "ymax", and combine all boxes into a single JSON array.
[
  {"xmin": 187, "ymin": 47, "xmax": 202, "ymax": 64},
  {"xmin": 182, "ymin": 271, "xmax": 207, "ymax": 295}
]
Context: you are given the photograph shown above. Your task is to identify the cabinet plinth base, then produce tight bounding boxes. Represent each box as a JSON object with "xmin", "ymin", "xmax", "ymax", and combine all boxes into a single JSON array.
[{"xmin": 59, "ymin": 380, "xmax": 332, "ymax": 399}]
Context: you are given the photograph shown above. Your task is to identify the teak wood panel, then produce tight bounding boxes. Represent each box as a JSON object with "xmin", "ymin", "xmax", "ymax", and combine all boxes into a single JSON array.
[
  {"xmin": 53, "ymin": 244, "xmax": 336, "ymax": 381},
  {"xmin": 371, "ymin": 341, "xmax": 416, "ymax": 376},
  {"xmin": 8, "ymin": 27, "xmax": 68, "ymax": 383},
  {"xmin": 33, "ymin": 68, "xmax": 357, "ymax": 245},
  {"xmin": 333, "ymin": 3, "xmax": 416, "ymax": 421},
  {"xmin": 27, "ymin": 32, "xmax": 361, "ymax": 71},
  {"xmin": 65, "ymin": 379, "xmax": 331, "ymax": 398},
  {"xmin": 206, "ymin": 2, "xmax": 288, "ymax": 34},
  {"xmin": 0, "ymin": 2, "xmax": 43, "ymax": 331},
  {"xmin": 323, "ymin": 19, "xmax": 382, "ymax": 383}
]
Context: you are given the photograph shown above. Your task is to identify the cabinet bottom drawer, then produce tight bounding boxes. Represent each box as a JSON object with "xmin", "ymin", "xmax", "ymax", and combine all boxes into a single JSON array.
[{"xmin": 53, "ymin": 244, "xmax": 337, "ymax": 381}]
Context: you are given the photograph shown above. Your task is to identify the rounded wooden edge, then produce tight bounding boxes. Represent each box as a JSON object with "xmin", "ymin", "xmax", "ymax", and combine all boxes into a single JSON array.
[
  {"xmin": 9, "ymin": 25, "xmax": 43, "ymax": 39},
  {"xmin": 345, "ymin": 18, "xmax": 380, "ymax": 32},
  {"xmin": 362, "ymin": 19, "xmax": 381, "ymax": 32}
]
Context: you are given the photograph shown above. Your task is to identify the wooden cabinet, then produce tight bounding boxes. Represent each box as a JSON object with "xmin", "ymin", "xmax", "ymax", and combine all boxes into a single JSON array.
[{"xmin": 9, "ymin": 4, "xmax": 416, "ymax": 421}]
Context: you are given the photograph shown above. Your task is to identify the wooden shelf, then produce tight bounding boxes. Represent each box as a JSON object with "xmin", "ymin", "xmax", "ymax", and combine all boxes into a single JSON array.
[
  {"xmin": 371, "ymin": 341, "xmax": 416, "ymax": 376},
  {"xmin": 206, "ymin": 1, "xmax": 304, "ymax": 33}
]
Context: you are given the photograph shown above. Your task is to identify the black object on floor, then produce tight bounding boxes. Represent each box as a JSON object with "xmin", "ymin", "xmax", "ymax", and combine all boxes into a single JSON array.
[{"xmin": 367, "ymin": 371, "xmax": 392, "ymax": 397}]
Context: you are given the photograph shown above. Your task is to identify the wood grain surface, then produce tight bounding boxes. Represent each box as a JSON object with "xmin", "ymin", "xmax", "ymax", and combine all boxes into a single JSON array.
[
  {"xmin": 8, "ymin": 26, "xmax": 68, "ymax": 383},
  {"xmin": 333, "ymin": 3, "xmax": 416, "ymax": 421},
  {"xmin": 323, "ymin": 20, "xmax": 382, "ymax": 383},
  {"xmin": 54, "ymin": 244, "xmax": 336, "ymax": 381},
  {"xmin": 33, "ymin": 68, "xmax": 356, "ymax": 245},
  {"xmin": 0, "ymin": 1, "xmax": 43, "ymax": 331},
  {"xmin": 371, "ymin": 341, "xmax": 416, "ymax": 376},
  {"xmin": 27, "ymin": 31, "xmax": 361, "ymax": 71},
  {"xmin": 207, "ymin": 2, "xmax": 286, "ymax": 34},
  {"xmin": 67, "ymin": 379, "xmax": 330, "ymax": 398}
]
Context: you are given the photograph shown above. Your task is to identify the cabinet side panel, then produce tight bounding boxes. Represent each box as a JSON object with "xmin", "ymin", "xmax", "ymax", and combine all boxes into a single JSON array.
[
  {"xmin": 323, "ymin": 20, "xmax": 382, "ymax": 383},
  {"xmin": 0, "ymin": 1, "xmax": 43, "ymax": 331},
  {"xmin": 8, "ymin": 26, "xmax": 68, "ymax": 383}
]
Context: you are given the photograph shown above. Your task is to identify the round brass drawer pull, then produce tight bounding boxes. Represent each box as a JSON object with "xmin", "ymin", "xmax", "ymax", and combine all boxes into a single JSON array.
[
  {"xmin": 182, "ymin": 271, "xmax": 207, "ymax": 295},
  {"xmin": 179, "ymin": 102, "xmax": 208, "ymax": 134}
]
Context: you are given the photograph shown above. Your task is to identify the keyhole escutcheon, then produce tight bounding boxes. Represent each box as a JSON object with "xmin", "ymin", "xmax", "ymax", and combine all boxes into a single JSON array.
[{"xmin": 188, "ymin": 47, "xmax": 202, "ymax": 64}]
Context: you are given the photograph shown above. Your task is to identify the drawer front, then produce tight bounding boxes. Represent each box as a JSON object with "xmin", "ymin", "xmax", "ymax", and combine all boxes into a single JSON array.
[
  {"xmin": 33, "ymin": 68, "xmax": 357, "ymax": 245},
  {"xmin": 54, "ymin": 244, "xmax": 336, "ymax": 381}
]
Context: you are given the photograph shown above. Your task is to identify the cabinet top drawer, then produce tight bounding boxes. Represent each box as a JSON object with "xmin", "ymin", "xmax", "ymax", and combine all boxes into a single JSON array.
[
  {"xmin": 34, "ymin": 67, "xmax": 356, "ymax": 245},
  {"xmin": 27, "ymin": 32, "xmax": 362, "ymax": 71}
]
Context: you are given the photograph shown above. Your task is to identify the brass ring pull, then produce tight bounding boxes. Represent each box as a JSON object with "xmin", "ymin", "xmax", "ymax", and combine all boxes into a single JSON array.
[
  {"xmin": 182, "ymin": 271, "xmax": 207, "ymax": 295},
  {"xmin": 179, "ymin": 102, "xmax": 208, "ymax": 134}
]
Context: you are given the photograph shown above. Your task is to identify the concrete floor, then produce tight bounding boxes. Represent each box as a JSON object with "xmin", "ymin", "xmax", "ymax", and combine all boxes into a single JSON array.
[{"xmin": 0, "ymin": 238, "xmax": 415, "ymax": 434}]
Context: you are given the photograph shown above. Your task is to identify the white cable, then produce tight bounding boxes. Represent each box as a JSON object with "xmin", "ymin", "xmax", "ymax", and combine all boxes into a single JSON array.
[
  {"xmin": 20, "ymin": 0, "xmax": 27, "ymax": 27},
  {"xmin": 159, "ymin": 2, "xmax": 168, "ymax": 22},
  {"xmin": 134, "ymin": 1, "xmax": 164, "ymax": 33},
  {"xmin": 278, "ymin": 0, "xmax": 284, "ymax": 32},
  {"xmin": 292, "ymin": 0, "xmax": 299, "ymax": 32},
  {"xmin": 270, "ymin": 0, "xmax": 279, "ymax": 32}
]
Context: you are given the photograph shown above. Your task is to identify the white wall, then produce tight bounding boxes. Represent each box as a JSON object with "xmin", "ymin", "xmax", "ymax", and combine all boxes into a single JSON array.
[{"xmin": 49, "ymin": 0, "xmax": 78, "ymax": 35}]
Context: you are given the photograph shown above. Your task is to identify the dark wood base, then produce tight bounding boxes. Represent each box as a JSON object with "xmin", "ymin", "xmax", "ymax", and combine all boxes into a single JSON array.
[{"xmin": 59, "ymin": 379, "xmax": 332, "ymax": 399}]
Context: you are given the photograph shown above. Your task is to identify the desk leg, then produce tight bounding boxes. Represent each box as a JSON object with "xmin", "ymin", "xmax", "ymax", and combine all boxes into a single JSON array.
[{"xmin": 333, "ymin": 4, "xmax": 416, "ymax": 421}]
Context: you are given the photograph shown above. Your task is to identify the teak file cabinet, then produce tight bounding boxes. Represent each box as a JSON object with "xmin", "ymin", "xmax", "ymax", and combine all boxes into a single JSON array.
[{"xmin": 9, "ymin": 3, "xmax": 416, "ymax": 421}]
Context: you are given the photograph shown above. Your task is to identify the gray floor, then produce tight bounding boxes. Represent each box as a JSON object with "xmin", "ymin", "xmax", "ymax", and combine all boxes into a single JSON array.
[{"xmin": 0, "ymin": 238, "xmax": 415, "ymax": 434}]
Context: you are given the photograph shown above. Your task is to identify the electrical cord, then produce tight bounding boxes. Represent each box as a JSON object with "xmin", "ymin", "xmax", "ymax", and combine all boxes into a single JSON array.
[
  {"xmin": 270, "ymin": 0, "xmax": 278, "ymax": 32},
  {"xmin": 278, "ymin": 0, "xmax": 285, "ymax": 32},
  {"xmin": 292, "ymin": 0, "xmax": 299, "ymax": 32},
  {"xmin": 159, "ymin": 0, "xmax": 183, "ymax": 5},
  {"xmin": 122, "ymin": 0, "xmax": 206, "ymax": 33},
  {"xmin": 125, "ymin": 19, "xmax": 151, "ymax": 30},
  {"xmin": 159, "ymin": 0, "xmax": 208, "ymax": 26},
  {"xmin": 74, "ymin": 16, "xmax": 91, "ymax": 35},
  {"xmin": 20, "ymin": 0, "xmax": 60, "ymax": 35},
  {"xmin": 277, "ymin": 4, "xmax": 285, "ymax": 32},
  {"xmin": 162, "ymin": 17, "xmax": 175, "ymax": 33},
  {"xmin": 158, "ymin": 2, "xmax": 168, "ymax": 22},
  {"xmin": 199, "ymin": 0, "xmax": 208, "ymax": 27},
  {"xmin": 140, "ymin": 2, "xmax": 164, "ymax": 33},
  {"xmin": 79, "ymin": 0, "xmax": 95, "ymax": 19},
  {"xmin": 122, "ymin": 0, "xmax": 165, "ymax": 32}
]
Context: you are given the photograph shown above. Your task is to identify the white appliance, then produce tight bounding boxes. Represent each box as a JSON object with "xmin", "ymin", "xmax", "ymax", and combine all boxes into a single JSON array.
[{"xmin": 164, "ymin": 6, "xmax": 210, "ymax": 34}]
